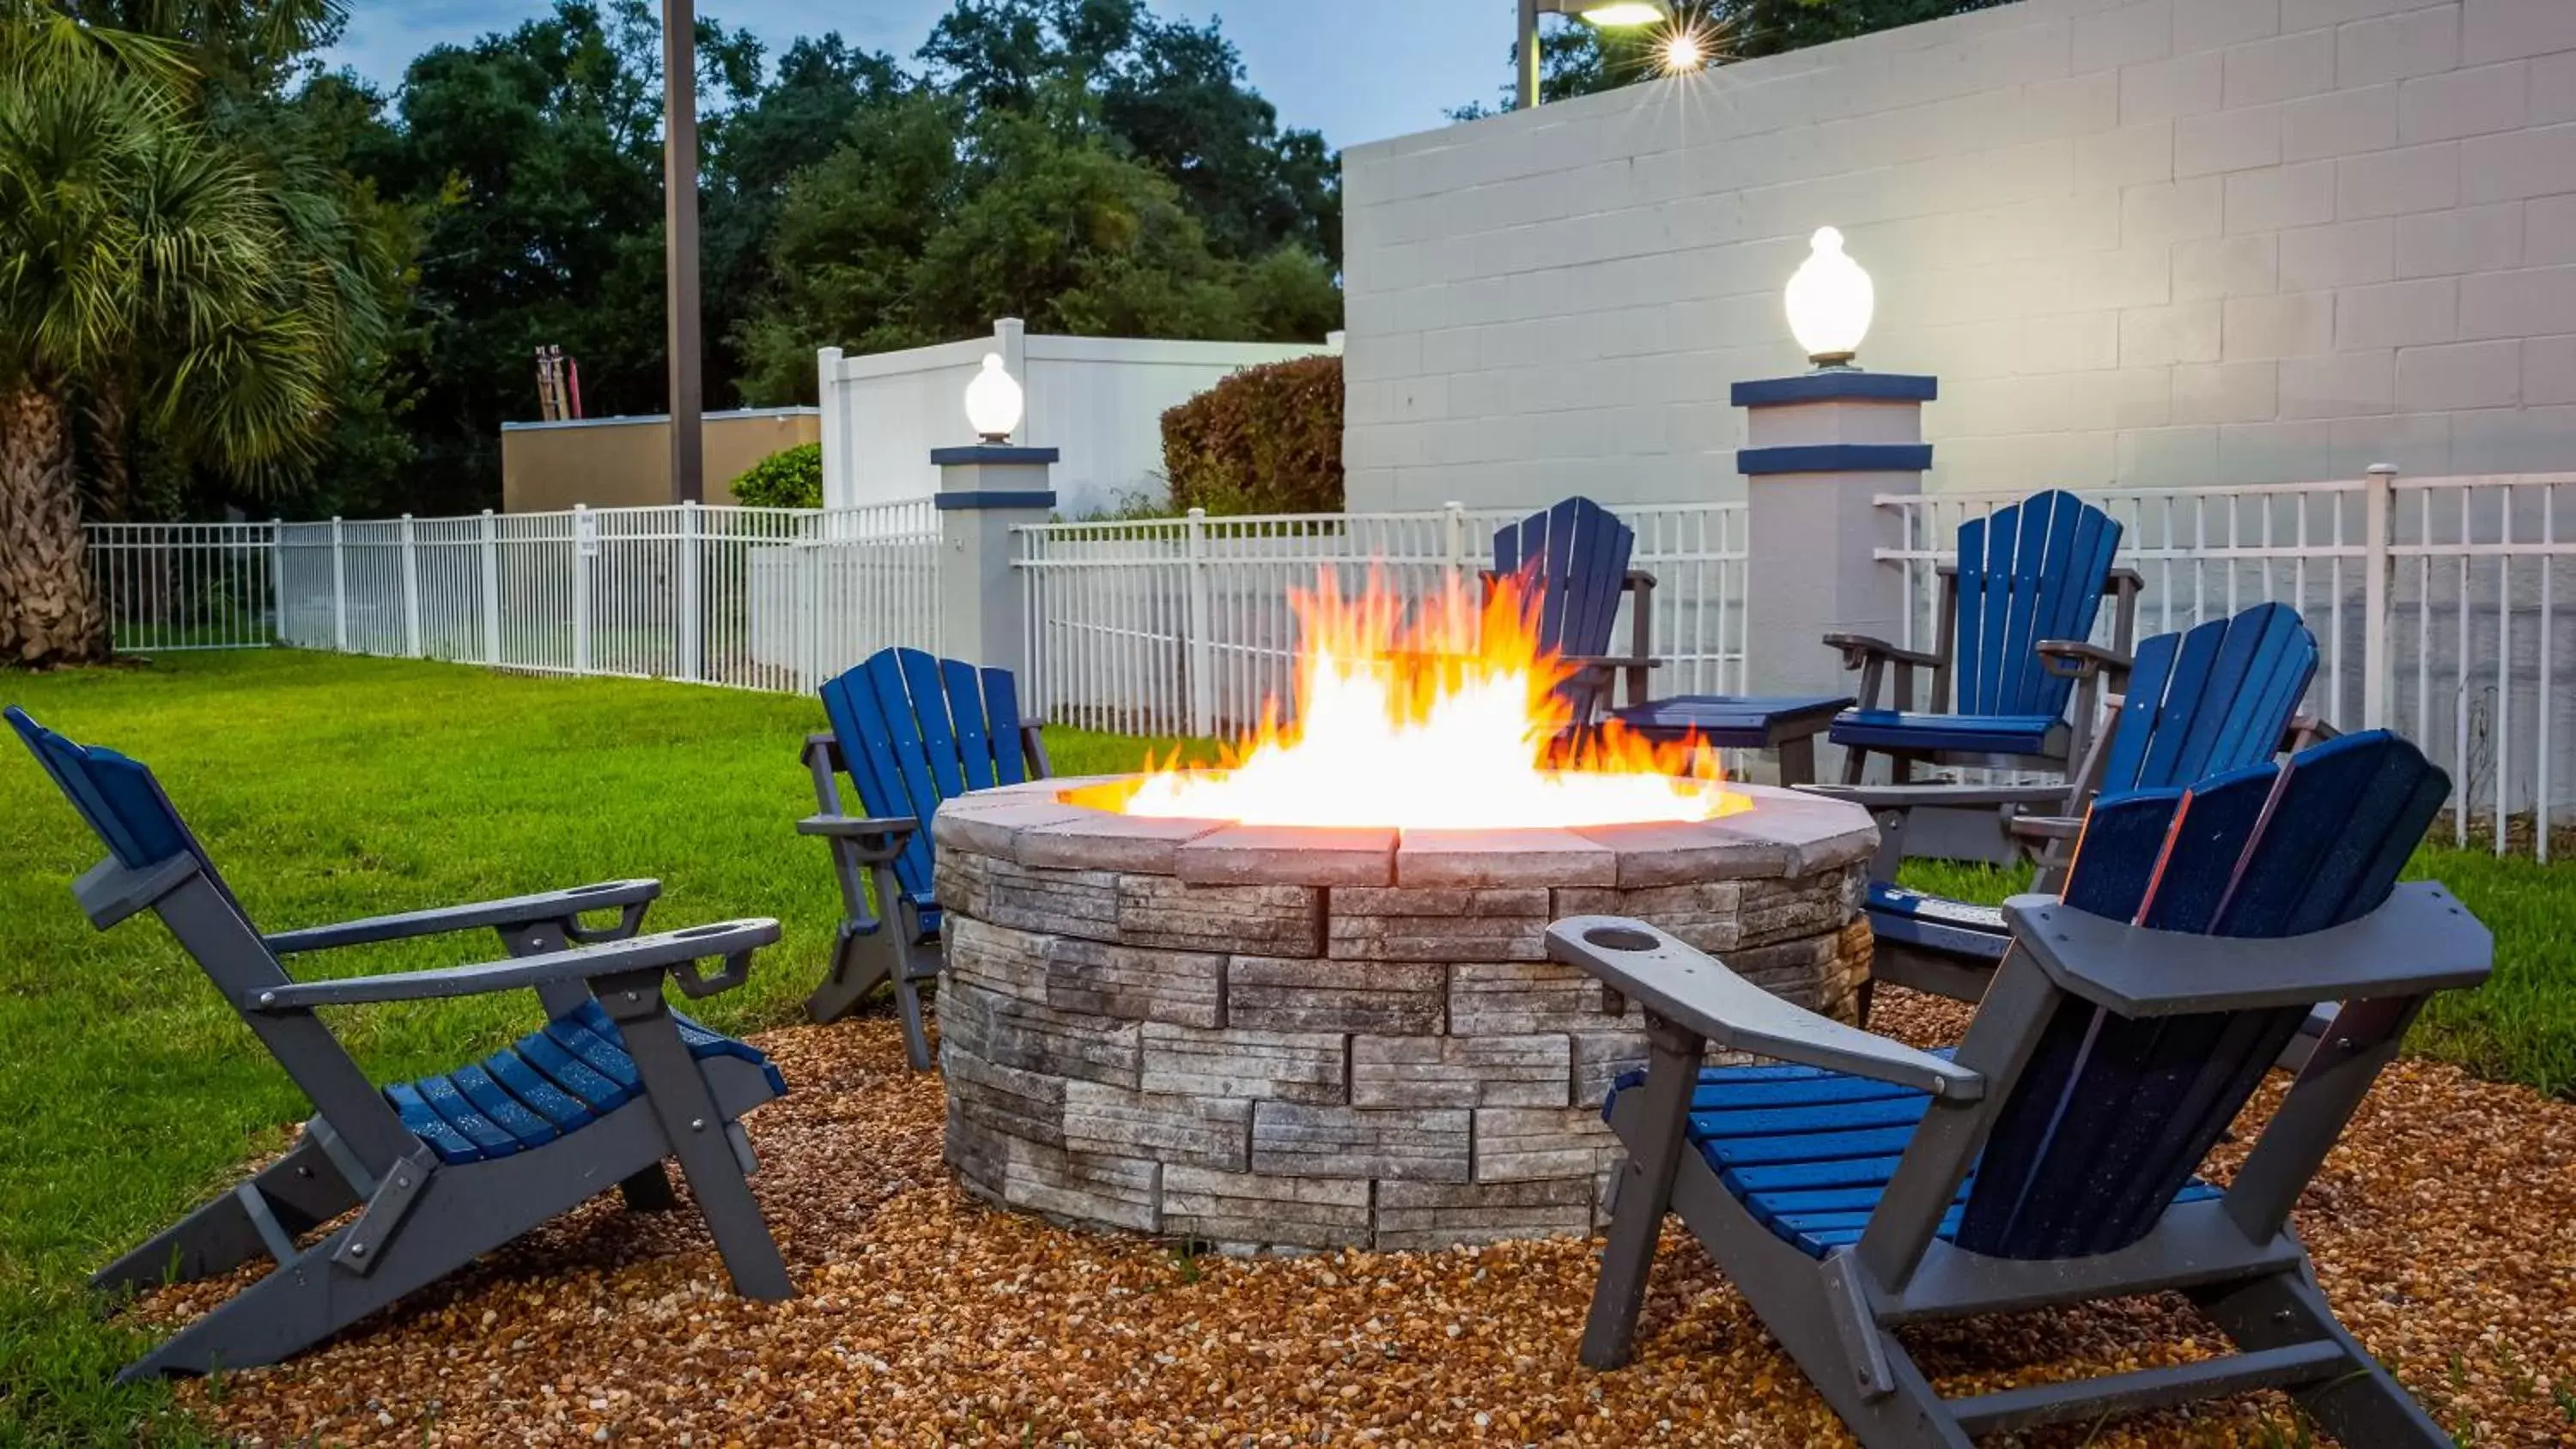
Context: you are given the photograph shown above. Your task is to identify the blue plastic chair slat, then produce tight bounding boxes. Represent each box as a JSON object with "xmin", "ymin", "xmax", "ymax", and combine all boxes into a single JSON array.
[
  {"xmin": 386, "ymin": 1082, "xmax": 481, "ymax": 1164},
  {"xmin": 857, "ymin": 652, "xmax": 942, "ymax": 899},
  {"xmin": 412, "ymin": 1072, "xmax": 521, "ymax": 1158},
  {"xmin": 2000, "ymin": 496, "xmax": 2066, "ymax": 715},
  {"xmin": 2098, "ymin": 631, "xmax": 2179, "ymax": 793},
  {"xmin": 942, "ymin": 658, "xmax": 999, "ymax": 791},
  {"xmin": 2027, "ymin": 501, "xmax": 2118, "ymax": 718},
  {"xmin": 1687, "ymin": 1094, "xmax": 1932, "ymax": 1141},
  {"xmin": 2166, "ymin": 607, "xmax": 2275, "ymax": 782},
  {"xmin": 484, "ymin": 1049, "xmax": 597, "ymax": 1130},
  {"xmin": 1830, "ymin": 712, "xmax": 2059, "ymax": 755},
  {"xmin": 1703, "ymin": 1124, "xmax": 1926, "ymax": 1168},
  {"xmin": 1539, "ymin": 498, "xmax": 1579, "ymax": 653},
  {"xmin": 450, "ymin": 1063, "xmax": 562, "ymax": 1151},
  {"xmin": 546, "ymin": 1016, "xmax": 646, "ymax": 1094},
  {"xmin": 1954, "ymin": 510, "xmax": 1995, "ymax": 714},
  {"xmin": 898, "ymin": 648, "xmax": 969, "ymax": 803},
  {"xmin": 515, "ymin": 1029, "xmax": 633, "ymax": 1112},
  {"xmin": 983, "ymin": 667, "xmax": 1029, "ymax": 785}
]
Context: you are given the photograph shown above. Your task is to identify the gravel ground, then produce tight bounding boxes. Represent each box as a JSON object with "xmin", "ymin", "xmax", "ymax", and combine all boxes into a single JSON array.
[{"xmin": 164, "ymin": 991, "xmax": 2576, "ymax": 1447}]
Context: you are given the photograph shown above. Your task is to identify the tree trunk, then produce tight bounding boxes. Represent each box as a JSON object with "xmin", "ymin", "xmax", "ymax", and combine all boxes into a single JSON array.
[{"xmin": 0, "ymin": 382, "xmax": 110, "ymax": 667}]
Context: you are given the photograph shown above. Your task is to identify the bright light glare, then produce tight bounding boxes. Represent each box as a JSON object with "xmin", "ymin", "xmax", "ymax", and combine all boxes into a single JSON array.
[
  {"xmin": 1579, "ymin": 2, "xmax": 1668, "ymax": 27},
  {"xmin": 1660, "ymin": 32, "xmax": 1706, "ymax": 73},
  {"xmin": 1785, "ymin": 227, "xmax": 1875, "ymax": 366}
]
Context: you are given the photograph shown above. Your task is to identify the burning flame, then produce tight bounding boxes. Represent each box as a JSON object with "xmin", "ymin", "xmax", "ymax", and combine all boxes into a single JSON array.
[{"xmin": 1073, "ymin": 573, "xmax": 1747, "ymax": 831}]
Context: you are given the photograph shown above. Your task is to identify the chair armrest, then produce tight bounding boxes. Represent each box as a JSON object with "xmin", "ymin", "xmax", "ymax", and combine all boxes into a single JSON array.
[
  {"xmin": 799, "ymin": 814, "xmax": 917, "ymax": 865},
  {"xmin": 264, "ymin": 880, "xmax": 662, "ymax": 955},
  {"xmin": 1546, "ymin": 917, "xmax": 1981, "ymax": 1100},
  {"xmin": 2002, "ymin": 882, "xmax": 2492, "ymax": 1018},
  {"xmin": 2003, "ymin": 814, "xmax": 2083, "ymax": 842},
  {"xmin": 251, "ymin": 919, "xmax": 781, "ymax": 1012},
  {"xmin": 2037, "ymin": 639, "xmax": 2133, "ymax": 681},
  {"xmin": 1801, "ymin": 781, "xmax": 2072, "ymax": 813},
  {"xmin": 1824, "ymin": 632, "xmax": 1944, "ymax": 672}
]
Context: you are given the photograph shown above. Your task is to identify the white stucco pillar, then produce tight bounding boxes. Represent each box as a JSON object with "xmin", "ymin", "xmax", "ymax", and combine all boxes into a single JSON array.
[{"xmin": 933, "ymin": 445, "xmax": 1057, "ymax": 676}]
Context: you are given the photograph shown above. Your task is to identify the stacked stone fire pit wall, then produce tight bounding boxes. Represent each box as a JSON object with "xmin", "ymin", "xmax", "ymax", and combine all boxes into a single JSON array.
[{"xmin": 929, "ymin": 780, "xmax": 1876, "ymax": 1253}]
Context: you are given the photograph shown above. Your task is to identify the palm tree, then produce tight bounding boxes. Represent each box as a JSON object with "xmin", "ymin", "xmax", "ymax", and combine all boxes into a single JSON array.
[{"xmin": 0, "ymin": 4, "xmax": 378, "ymax": 665}]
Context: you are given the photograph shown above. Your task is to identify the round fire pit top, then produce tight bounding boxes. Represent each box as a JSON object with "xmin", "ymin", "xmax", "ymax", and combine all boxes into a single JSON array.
[
  {"xmin": 927, "ymin": 778, "xmax": 1877, "ymax": 1254},
  {"xmin": 932, "ymin": 777, "xmax": 1878, "ymax": 889}
]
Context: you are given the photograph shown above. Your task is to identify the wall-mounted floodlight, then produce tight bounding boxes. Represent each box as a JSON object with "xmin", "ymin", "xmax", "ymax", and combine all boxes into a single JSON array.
[{"xmin": 1518, "ymin": 0, "xmax": 1672, "ymax": 110}]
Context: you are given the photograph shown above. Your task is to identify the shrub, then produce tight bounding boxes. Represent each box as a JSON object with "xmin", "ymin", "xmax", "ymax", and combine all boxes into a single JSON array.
[
  {"xmin": 1162, "ymin": 354, "xmax": 1342, "ymax": 516},
  {"xmin": 730, "ymin": 442, "xmax": 824, "ymax": 508}
]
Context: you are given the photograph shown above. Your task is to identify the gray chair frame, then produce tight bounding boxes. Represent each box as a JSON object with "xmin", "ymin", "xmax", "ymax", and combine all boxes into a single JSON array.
[
  {"xmin": 68, "ymin": 853, "xmax": 795, "ymax": 1379},
  {"xmin": 799, "ymin": 725, "xmax": 1052, "ymax": 1066},
  {"xmin": 1551, "ymin": 896, "xmax": 2489, "ymax": 1446}
]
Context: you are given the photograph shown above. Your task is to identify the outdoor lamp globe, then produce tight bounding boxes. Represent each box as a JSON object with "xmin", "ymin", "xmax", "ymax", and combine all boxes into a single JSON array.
[
  {"xmin": 1578, "ymin": 2, "xmax": 1668, "ymax": 24},
  {"xmin": 1784, "ymin": 227, "xmax": 1874, "ymax": 368},
  {"xmin": 964, "ymin": 354, "xmax": 1024, "ymax": 443}
]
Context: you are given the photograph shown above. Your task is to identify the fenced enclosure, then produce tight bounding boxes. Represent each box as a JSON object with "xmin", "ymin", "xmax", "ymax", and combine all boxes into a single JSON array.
[
  {"xmin": 1016, "ymin": 502, "xmax": 1749, "ymax": 739},
  {"xmin": 255, "ymin": 501, "xmax": 938, "ymax": 694},
  {"xmin": 82, "ymin": 523, "xmax": 277, "ymax": 652}
]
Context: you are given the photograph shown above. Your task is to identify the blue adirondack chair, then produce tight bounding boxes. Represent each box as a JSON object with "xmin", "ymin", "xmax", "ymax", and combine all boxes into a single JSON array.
[
  {"xmin": 6, "ymin": 706, "xmax": 795, "ymax": 1379},
  {"xmin": 801, "ymin": 646, "xmax": 1051, "ymax": 1068},
  {"xmin": 1486, "ymin": 495, "xmax": 1658, "ymax": 715},
  {"xmin": 1553, "ymin": 729, "xmax": 2485, "ymax": 1446},
  {"xmin": 1493, "ymin": 497, "xmax": 1852, "ymax": 783},
  {"xmin": 1827, "ymin": 489, "xmax": 2141, "ymax": 791},
  {"xmin": 1866, "ymin": 602, "xmax": 2327, "ymax": 1006}
]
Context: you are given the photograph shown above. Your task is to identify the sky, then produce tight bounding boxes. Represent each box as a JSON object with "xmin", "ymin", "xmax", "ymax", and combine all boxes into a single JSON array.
[{"xmin": 325, "ymin": 0, "xmax": 1517, "ymax": 150}]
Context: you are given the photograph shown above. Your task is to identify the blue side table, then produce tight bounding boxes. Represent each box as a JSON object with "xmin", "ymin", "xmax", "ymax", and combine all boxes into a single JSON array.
[{"xmin": 1603, "ymin": 694, "xmax": 1854, "ymax": 786}]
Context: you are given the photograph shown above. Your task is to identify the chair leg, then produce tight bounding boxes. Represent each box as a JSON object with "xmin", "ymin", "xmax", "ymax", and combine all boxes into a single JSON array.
[
  {"xmin": 893, "ymin": 944, "xmax": 937, "ymax": 1072},
  {"xmin": 619, "ymin": 1162, "xmax": 678, "ymax": 1212},
  {"xmin": 1581, "ymin": 1023, "xmax": 1704, "ymax": 1370},
  {"xmin": 93, "ymin": 1135, "xmax": 359, "ymax": 1296},
  {"xmin": 1777, "ymin": 735, "xmax": 1819, "ymax": 789},
  {"xmin": 2190, "ymin": 1268, "xmax": 2451, "ymax": 1447},
  {"xmin": 598, "ymin": 976, "xmax": 794, "ymax": 1301},
  {"xmin": 805, "ymin": 919, "xmax": 895, "ymax": 1025}
]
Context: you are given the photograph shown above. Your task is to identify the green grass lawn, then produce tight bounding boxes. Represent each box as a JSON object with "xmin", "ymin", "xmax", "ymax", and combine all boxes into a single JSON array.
[{"xmin": 0, "ymin": 649, "xmax": 2567, "ymax": 1444}]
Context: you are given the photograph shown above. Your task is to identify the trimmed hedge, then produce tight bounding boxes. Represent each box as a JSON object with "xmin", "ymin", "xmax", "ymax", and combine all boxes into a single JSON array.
[
  {"xmin": 731, "ymin": 442, "xmax": 824, "ymax": 509},
  {"xmin": 1161, "ymin": 354, "xmax": 1342, "ymax": 516}
]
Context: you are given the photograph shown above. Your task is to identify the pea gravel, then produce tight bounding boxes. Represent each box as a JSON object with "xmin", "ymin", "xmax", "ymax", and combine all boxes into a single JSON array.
[{"xmin": 157, "ymin": 991, "xmax": 2576, "ymax": 1446}]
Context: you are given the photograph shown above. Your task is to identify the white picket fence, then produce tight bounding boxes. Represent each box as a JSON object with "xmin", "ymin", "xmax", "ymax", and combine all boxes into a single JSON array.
[
  {"xmin": 1014, "ymin": 502, "xmax": 1750, "ymax": 738},
  {"xmin": 97, "ymin": 500, "xmax": 942, "ymax": 694}
]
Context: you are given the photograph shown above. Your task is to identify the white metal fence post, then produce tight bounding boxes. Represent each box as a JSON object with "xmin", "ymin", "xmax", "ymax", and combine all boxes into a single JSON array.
[
  {"xmin": 479, "ymin": 509, "xmax": 502, "ymax": 665},
  {"xmin": 399, "ymin": 513, "xmax": 423, "ymax": 658},
  {"xmin": 330, "ymin": 516, "xmax": 349, "ymax": 652},
  {"xmin": 678, "ymin": 499, "xmax": 704, "ymax": 682},
  {"xmin": 268, "ymin": 518, "xmax": 285, "ymax": 645},
  {"xmin": 573, "ymin": 503, "xmax": 593, "ymax": 676},
  {"xmin": 1184, "ymin": 506, "xmax": 1213, "ymax": 737},
  {"xmin": 2362, "ymin": 464, "xmax": 2396, "ymax": 731},
  {"xmin": 1442, "ymin": 500, "xmax": 1467, "ymax": 592}
]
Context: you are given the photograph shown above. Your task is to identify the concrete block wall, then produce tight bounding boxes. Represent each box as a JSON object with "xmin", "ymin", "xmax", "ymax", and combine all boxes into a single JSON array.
[{"xmin": 1340, "ymin": 0, "xmax": 2576, "ymax": 511}]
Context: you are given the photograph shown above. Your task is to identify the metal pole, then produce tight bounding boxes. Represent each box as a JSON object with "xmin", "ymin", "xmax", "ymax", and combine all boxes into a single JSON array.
[
  {"xmin": 2362, "ymin": 464, "xmax": 2395, "ymax": 731},
  {"xmin": 662, "ymin": 0, "xmax": 704, "ymax": 505},
  {"xmin": 1517, "ymin": 0, "xmax": 1541, "ymax": 110}
]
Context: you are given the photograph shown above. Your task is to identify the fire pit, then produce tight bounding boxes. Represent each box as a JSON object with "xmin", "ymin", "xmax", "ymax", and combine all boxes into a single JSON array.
[{"xmin": 931, "ymin": 578, "xmax": 1875, "ymax": 1251}]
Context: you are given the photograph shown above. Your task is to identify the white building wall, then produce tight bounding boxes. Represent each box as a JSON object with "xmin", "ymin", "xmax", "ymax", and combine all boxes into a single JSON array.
[
  {"xmin": 1340, "ymin": 0, "xmax": 2576, "ymax": 512},
  {"xmin": 819, "ymin": 320, "xmax": 1340, "ymax": 518}
]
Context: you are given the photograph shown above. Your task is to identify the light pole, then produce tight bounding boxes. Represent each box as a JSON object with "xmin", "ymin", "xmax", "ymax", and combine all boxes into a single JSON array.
[
  {"xmin": 1516, "ymin": 0, "xmax": 1671, "ymax": 110},
  {"xmin": 662, "ymin": 0, "xmax": 703, "ymax": 505}
]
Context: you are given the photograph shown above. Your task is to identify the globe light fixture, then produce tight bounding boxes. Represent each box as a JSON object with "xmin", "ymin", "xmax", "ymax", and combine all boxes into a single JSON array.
[
  {"xmin": 963, "ymin": 354, "xmax": 1024, "ymax": 443},
  {"xmin": 1519, "ymin": 0, "xmax": 1672, "ymax": 109},
  {"xmin": 1784, "ymin": 227, "xmax": 1874, "ymax": 369}
]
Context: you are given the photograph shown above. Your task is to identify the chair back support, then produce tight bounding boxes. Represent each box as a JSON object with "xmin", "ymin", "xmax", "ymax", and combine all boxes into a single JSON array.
[
  {"xmin": 1953, "ymin": 490, "xmax": 2123, "ymax": 719},
  {"xmin": 2097, "ymin": 603, "xmax": 2318, "ymax": 795},
  {"xmin": 1492, "ymin": 496, "xmax": 1634, "ymax": 662},
  {"xmin": 1954, "ymin": 730, "xmax": 2446, "ymax": 1260},
  {"xmin": 6, "ymin": 706, "xmax": 258, "ymax": 924},
  {"xmin": 817, "ymin": 648, "xmax": 1030, "ymax": 900}
]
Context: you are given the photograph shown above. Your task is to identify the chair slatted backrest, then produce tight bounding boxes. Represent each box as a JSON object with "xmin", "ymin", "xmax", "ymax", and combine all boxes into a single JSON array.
[
  {"xmin": 1953, "ymin": 730, "xmax": 2447, "ymax": 1261},
  {"xmin": 5, "ymin": 706, "xmax": 258, "ymax": 924},
  {"xmin": 1492, "ymin": 497, "xmax": 1635, "ymax": 663},
  {"xmin": 817, "ymin": 648, "xmax": 1030, "ymax": 901},
  {"xmin": 2097, "ymin": 603, "xmax": 2318, "ymax": 795},
  {"xmin": 1953, "ymin": 489, "xmax": 2123, "ymax": 719}
]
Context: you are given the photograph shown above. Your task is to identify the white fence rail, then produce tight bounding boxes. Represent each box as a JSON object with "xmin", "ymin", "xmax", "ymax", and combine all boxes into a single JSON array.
[
  {"xmin": 1880, "ymin": 472, "xmax": 2576, "ymax": 858},
  {"xmin": 1017, "ymin": 501, "xmax": 1750, "ymax": 737},
  {"xmin": 108, "ymin": 500, "xmax": 943, "ymax": 694}
]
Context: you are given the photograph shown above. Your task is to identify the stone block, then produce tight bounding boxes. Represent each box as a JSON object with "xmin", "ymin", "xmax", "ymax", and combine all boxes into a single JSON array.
[
  {"xmin": 1572, "ymin": 819, "xmax": 1789, "ymax": 886},
  {"xmin": 1394, "ymin": 828, "xmax": 1618, "ymax": 888},
  {"xmin": 1570, "ymin": 1029, "xmax": 1649, "ymax": 1109},
  {"xmin": 1163, "ymin": 1167, "xmax": 1372, "ymax": 1251},
  {"xmin": 942, "ymin": 1040, "xmax": 1066, "ymax": 1148},
  {"xmin": 1375, "ymin": 1179, "xmax": 1592, "ymax": 1250},
  {"xmin": 945, "ymin": 916, "xmax": 1055, "ymax": 1003},
  {"xmin": 999, "ymin": 1138, "xmax": 1159, "ymax": 1234},
  {"xmin": 1061, "ymin": 1081, "xmax": 1252, "ymax": 1171},
  {"xmin": 1139, "ymin": 1022, "xmax": 1348, "ymax": 1104},
  {"xmin": 955, "ymin": 984, "xmax": 1140, "ymax": 1088},
  {"xmin": 1016, "ymin": 813, "xmax": 1231, "ymax": 874},
  {"xmin": 1351, "ymin": 1034, "xmax": 1571, "ymax": 1109},
  {"xmin": 930, "ymin": 799, "xmax": 1094, "ymax": 862},
  {"xmin": 1117, "ymin": 875, "xmax": 1321, "ymax": 955},
  {"xmin": 1175, "ymin": 825, "xmax": 1398, "ymax": 887},
  {"xmin": 1725, "ymin": 936, "xmax": 1847, "ymax": 1014},
  {"xmin": 945, "ymin": 1094, "xmax": 1012, "ymax": 1199},
  {"xmin": 1044, "ymin": 937, "xmax": 1226, "ymax": 1028},
  {"xmin": 1228, "ymin": 956, "xmax": 1447, "ymax": 1034},
  {"xmin": 958, "ymin": 853, "xmax": 1122, "ymax": 939},
  {"xmin": 1449, "ymin": 961, "xmax": 1632, "ymax": 1036},
  {"xmin": 1250, "ymin": 1103, "xmax": 1471, "ymax": 1182},
  {"xmin": 1473, "ymin": 1106, "xmax": 1620, "ymax": 1183},
  {"xmin": 1325, "ymin": 887, "xmax": 1549, "ymax": 961}
]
